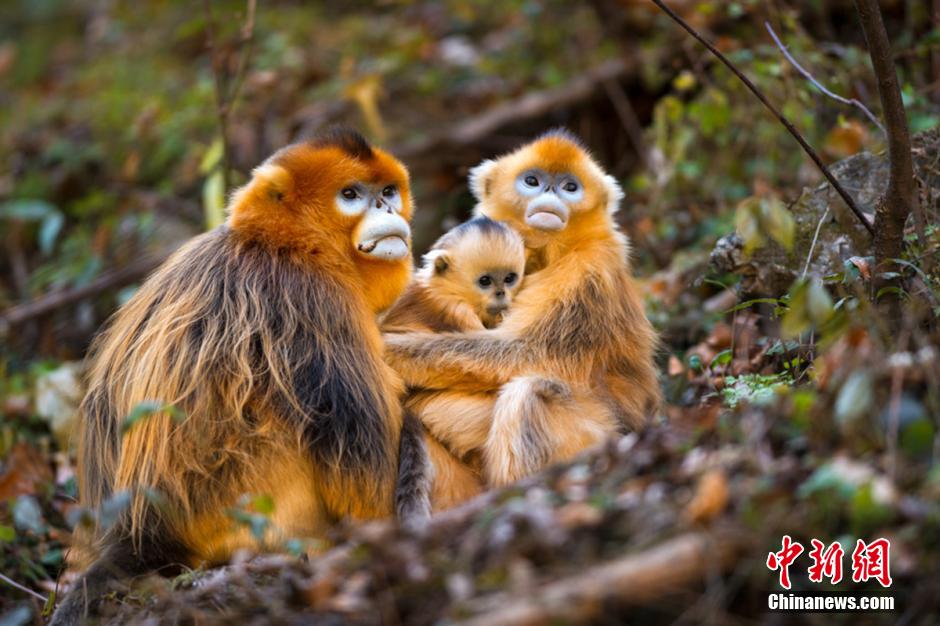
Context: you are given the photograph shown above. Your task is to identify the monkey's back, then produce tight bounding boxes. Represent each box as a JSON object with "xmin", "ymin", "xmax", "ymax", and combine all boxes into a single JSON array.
[{"xmin": 78, "ymin": 226, "xmax": 398, "ymax": 564}]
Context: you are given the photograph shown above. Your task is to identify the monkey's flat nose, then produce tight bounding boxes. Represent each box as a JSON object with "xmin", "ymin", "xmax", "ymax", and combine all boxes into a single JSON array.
[{"xmin": 495, "ymin": 290, "xmax": 505, "ymax": 297}]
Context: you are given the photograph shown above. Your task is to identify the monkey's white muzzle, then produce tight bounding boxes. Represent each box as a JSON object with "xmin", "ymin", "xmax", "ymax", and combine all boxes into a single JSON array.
[
  {"xmin": 525, "ymin": 194, "xmax": 569, "ymax": 231},
  {"xmin": 355, "ymin": 211, "xmax": 411, "ymax": 261}
]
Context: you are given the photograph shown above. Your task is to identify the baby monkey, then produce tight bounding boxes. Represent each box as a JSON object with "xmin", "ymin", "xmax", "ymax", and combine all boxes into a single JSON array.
[
  {"xmin": 383, "ymin": 216, "xmax": 525, "ymax": 333},
  {"xmin": 384, "ymin": 216, "xmax": 528, "ymax": 510}
]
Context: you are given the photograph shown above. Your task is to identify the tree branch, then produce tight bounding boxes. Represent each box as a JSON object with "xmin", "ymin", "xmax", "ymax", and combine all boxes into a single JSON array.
[
  {"xmin": 854, "ymin": 0, "xmax": 914, "ymax": 283},
  {"xmin": 765, "ymin": 22, "xmax": 885, "ymax": 134},
  {"xmin": 459, "ymin": 530, "xmax": 743, "ymax": 626},
  {"xmin": 0, "ymin": 251, "xmax": 171, "ymax": 335},
  {"xmin": 203, "ymin": 0, "xmax": 257, "ymax": 190},
  {"xmin": 649, "ymin": 0, "xmax": 875, "ymax": 237}
]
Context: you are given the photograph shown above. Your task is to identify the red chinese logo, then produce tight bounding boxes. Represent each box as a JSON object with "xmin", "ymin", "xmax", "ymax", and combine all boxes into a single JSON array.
[
  {"xmin": 851, "ymin": 538, "xmax": 892, "ymax": 588},
  {"xmin": 807, "ymin": 539, "xmax": 844, "ymax": 584},
  {"xmin": 766, "ymin": 535, "xmax": 804, "ymax": 590},
  {"xmin": 767, "ymin": 536, "xmax": 892, "ymax": 589}
]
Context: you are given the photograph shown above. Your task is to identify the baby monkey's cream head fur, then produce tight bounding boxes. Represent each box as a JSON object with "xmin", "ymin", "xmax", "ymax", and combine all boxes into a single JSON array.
[{"xmin": 420, "ymin": 217, "xmax": 525, "ymax": 328}]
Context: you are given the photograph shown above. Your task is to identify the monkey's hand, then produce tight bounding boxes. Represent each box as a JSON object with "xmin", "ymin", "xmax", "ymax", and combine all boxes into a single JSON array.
[{"xmin": 383, "ymin": 330, "xmax": 529, "ymax": 390}]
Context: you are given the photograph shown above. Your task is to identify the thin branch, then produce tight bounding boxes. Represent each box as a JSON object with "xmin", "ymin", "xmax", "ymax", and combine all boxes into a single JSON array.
[
  {"xmin": 649, "ymin": 0, "xmax": 875, "ymax": 237},
  {"xmin": 0, "ymin": 572, "xmax": 49, "ymax": 603},
  {"xmin": 0, "ymin": 251, "xmax": 171, "ymax": 334},
  {"xmin": 602, "ymin": 77, "xmax": 650, "ymax": 171},
  {"xmin": 394, "ymin": 59, "xmax": 631, "ymax": 159},
  {"xmin": 203, "ymin": 0, "xmax": 258, "ymax": 190},
  {"xmin": 765, "ymin": 22, "xmax": 885, "ymax": 134},
  {"xmin": 802, "ymin": 206, "xmax": 830, "ymax": 279},
  {"xmin": 227, "ymin": 0, "xmax": 257, "ymax": 118}
]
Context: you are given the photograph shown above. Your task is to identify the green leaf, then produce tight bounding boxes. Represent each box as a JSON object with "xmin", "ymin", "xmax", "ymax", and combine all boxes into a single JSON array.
[
  {"xmin": 805, "ymin": 278, "xmax": 834, "ymax": 325},
  {"xmin": 875, "ymin": 286, "xmax": 907, "ymax": 301},
  {"xmin": 0, "ymin": 199, "xmax": 57, "ymax": 221},
  {"xmin": 900, "ymin": 417, "xmax": 934, "ymax": 457},
  {"xmin": 203, "ymin": 168, "xmax": 226, "ymax": 230},
  {"xmin": 710, "ymin": 349, "xmax": 732, "ymax": 368},
  {"xmin": 38, "ymin": 211, "xmax": 64, "ymax": 254},
  {"xmin": 726, "ymin": 297, "xmax": 779, "ymax": 313},
  {"xmin": 762, "ymin": 197, "xmax": 795, "ymax": 252},
  {"xmin": 252, "ymin": 494, "xmax": 275, "ymax": 516},
  {"xmin": 849, "ymin": 483, "xmax": 893, "ymax": 534},
  {"xmin": 122, "ymin": 401, "xmax": 184, "ymax": 434},
  {"xmin": 199, "ymin": 138, "xmax": 224, "ymax": 174},
  {"xmin": 0, "ymin": 605, "xmax": 32, "ymax": 626},
  {"xmin": 780, "ymin": 279, "xmax": 809, "ymax": 338},
  {"xmin": 735, "ymin": 197, "xmax": 764, "ymax": 255},
  {"xmin": 835, "ymin": 370, "xmax": 873, "ymax": 424},
  {"xmin": 40, "ymin": 548, "xmax": 64, "ymax": 566},
  {"xmin": 13, "ymin": 496, "xmax": 44, "ymax": 533},
  {"xmin": 0, "ymin": 525, "xmax": 15, "ymax": 542},
  {"xmin": 99, "ymin": 490, "xmax": 132, "ymax": 530}
]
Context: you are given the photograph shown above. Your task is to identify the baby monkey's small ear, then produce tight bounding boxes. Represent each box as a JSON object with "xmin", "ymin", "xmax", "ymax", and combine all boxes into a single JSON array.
[{"xmin": 433, "ymin": 253, "xmax": 450, "ymax": 275}]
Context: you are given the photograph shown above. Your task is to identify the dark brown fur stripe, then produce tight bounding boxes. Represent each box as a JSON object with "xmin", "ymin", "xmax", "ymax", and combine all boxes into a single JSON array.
[
  {"xmin": 394, "ymin": 410, "xmax": 431, "ymax": 523},
  {"xmin": 84, "ymin": 227, "xmax": 394, "ymax": 488},
  {"xmin": 308, "ymin": 126, "xmax": 374, "ymax": 160}
]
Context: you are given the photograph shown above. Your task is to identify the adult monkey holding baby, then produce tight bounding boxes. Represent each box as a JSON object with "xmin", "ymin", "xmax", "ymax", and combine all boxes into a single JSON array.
[{"xmin": 384, "ymin": 129, "xmax": 660, "ymax": 493}]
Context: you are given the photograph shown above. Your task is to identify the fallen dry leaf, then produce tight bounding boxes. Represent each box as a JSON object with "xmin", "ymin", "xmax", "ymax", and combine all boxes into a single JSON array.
[
  {"xmin": 0, "ymin": 442, "xmax": 54, "ymax": 500},
  {"xmin": 683, "ymin": 469, "xmax": 729, "ymax": 524}
]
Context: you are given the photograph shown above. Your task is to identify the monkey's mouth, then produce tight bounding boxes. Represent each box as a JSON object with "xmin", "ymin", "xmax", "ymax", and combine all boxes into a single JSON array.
[
  {"xmin": 525, "ymin": 197, "xmax": 569, "ymax": 231},
  {"xmin": 355, "ymin": 213, "xmax": 411, "ymax": 261},
  {"xmin": 357, "ymin": 234, "xmax": 409, "ymax": 260}
]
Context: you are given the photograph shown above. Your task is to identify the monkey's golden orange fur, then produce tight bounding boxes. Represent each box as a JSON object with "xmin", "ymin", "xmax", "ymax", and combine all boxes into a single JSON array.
[
  {"xmin": 382, "ymin": 217, "xmax": 527, "ymax": 509},
  {"xmin": 53, "ymin": 130, "xmax": 415, "ymax": 626},
  {"xmin": 384, "ymin": 130, "xmax": 660, "ymax": 492}
]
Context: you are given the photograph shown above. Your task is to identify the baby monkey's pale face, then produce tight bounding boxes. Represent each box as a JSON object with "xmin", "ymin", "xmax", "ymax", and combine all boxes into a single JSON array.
[
  {"xmin": 472, "ymin": 265, "xmax": 521, "ymax": 328},
  {"xmin": 423, "ymin": 219, "xmax": 526, "ymax": 330}
]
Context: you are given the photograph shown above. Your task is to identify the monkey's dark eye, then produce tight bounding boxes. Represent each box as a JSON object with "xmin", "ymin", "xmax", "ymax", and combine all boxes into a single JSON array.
[
  {"xmin": 382, "ymin": 185, "xmax": 397, "ymax": 197},
  {"xmin": 341, "ymin": 188, "xmax": 358, "ymax": 200},
  {"xmin": 563, "ymin": 181, "xmax": 578, "ymax": 192},
  {"xmin": 505, "ymin": 273, "xmax": 517, "ymax": 285},
  {"xmin": 524, "ymin": 175, "xmax": 539, "ymax": 187},
  {"xmin": 478, "ymin": 275, "xmax": 492, "ymax": 287}
]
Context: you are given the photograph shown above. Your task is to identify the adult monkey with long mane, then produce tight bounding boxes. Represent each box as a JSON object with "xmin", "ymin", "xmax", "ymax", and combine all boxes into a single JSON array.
[
  {"xmin": 384, "ymin": 130, "xmax": 659, "ymax": 491},
  {"xmin": 51, "ymin": 129, "xmax": 425, "ymax": 625}
]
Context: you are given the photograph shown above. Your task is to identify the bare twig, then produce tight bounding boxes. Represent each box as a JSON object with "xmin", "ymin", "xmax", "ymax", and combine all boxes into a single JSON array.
[
  {"xmin": 394, "ymin": 59, "xmax": 631, "ymax": 158},
  {"xmin": 458, "ymin": 530, "xmax": 743, "ymax": 626},
  {"xmin": 801, "ymin": 206, "xmax": 831, "ymax": 279},
  {"xmin": 854, "ymin": 0, "xmax": 915, "ymax": 296},
  {"xmin": 0, "ymin": 572, "xmax": 49, "ymax": 603},
  {"xmin": 0, "ymin": 251, "xmax": 172, "ymax": 334},
  {"xmin": 602, "ymin": 77, "xmax": 650, "ymax": 171},
  {"xmin": 649, "ymin": 0, "xmax": 875, "ymax": 237},
  {"xmin": 765, "ymin": 22, "xmax": 885, "ymax": 134},
  {"xmin": 203, "ymin": 0, "xmax": 258, "ymax": 190}
]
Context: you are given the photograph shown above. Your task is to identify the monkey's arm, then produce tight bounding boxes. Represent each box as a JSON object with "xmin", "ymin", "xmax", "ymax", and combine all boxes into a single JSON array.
[
  {"xmin": 383, "ymin": 330, "xmax": 530, "ymax": 389},
  {"xmin": 384, "ymin": 269, "xmax": 616, "ymax": 389}
]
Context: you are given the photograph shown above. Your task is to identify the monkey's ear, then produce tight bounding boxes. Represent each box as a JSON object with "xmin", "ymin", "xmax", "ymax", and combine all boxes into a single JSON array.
[
  {"xmin": 433, "ymin": 254, "xmax": 451, "ymax": 275},
  {"xmin": 426, "ymin": 250, "xmax": 450, "ymax": 275},
  {"xmin": 601, "ymin": 174, "xmax": 624, "ymax": 215},
  {"xmin": 468, "ymin": 159, "xmax": 498, "ymax": 201},
  {"xmin": 252, "ymin": 163, "xmax": 293, "ymax": 203}
]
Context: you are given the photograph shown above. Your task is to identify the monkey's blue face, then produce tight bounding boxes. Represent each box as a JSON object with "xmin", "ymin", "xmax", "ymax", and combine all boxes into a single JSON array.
[{"xmin": 514, "ymin": 169, "xmax": 584, "ymax": 232}]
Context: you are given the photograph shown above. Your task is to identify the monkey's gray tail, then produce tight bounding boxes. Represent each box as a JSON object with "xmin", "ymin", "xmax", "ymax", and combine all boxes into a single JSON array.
[{"xmin": 395, "ymin": 409, "xmax": 432, "ymax": 526}]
